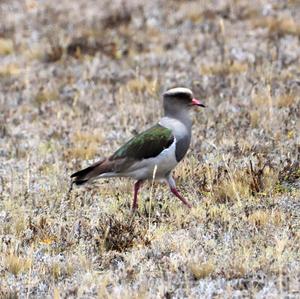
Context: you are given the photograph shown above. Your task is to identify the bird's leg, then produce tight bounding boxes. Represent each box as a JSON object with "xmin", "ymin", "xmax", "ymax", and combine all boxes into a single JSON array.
[
  {"xmin": 166, "ymin": 175, "xmax": 192, "ymax": 208},
  {"xmin": 170, "ymin": 187, "xmax": 192, "ymax": 208},
  {"xmin": 132, "ymin": 180, "xmax": 143, "ymax": 210}
]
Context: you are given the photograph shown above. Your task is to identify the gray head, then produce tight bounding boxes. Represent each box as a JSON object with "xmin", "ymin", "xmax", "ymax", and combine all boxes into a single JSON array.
[{"xmin": 163, "ymin": 87, "xmax": 205, "ymax": 118}]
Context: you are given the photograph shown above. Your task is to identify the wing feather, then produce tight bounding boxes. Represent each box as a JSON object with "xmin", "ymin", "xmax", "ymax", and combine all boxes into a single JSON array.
[{"xmin": 110, "ymin": 124, "xmax": 174, "ymax": 161}]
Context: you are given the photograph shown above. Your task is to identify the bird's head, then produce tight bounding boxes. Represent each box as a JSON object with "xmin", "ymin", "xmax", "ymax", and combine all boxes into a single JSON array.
[{"xmin": 163, "ymin": 87, "xmax": 205, "ymax": 117}]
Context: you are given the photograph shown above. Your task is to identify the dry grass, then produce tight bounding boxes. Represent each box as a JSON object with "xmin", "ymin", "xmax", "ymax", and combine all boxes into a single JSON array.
[
  {"xmin": 3, "ymin": 253, "xmax": 32, "ymax": 276},
  {"xmin": 252, "ymin": 16, "xmax": 300, "ymax": 37},
  {"xmin": 200, "ymin": 61, "xmax": 248, "ymax": 76},
  {"xmin": 0, "ymin": 63, "xmax": 21, "ymax": 77},
  {"xmin": 0, "ymin": 0, "xmax": 299, "ymax": 298},
  {"xmin": 0, "ymin": 38, "xmax": 14, "ymax": 55}
]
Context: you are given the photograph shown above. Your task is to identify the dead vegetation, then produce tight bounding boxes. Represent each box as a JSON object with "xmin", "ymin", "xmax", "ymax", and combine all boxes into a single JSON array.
[{"xmin": 0, "ymin": 0, "xmax": 299, "ymax": 298}]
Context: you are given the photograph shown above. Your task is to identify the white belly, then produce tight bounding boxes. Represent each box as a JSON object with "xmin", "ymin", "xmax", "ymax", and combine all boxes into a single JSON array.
[{"xmin": 122, "ymin": 138, "xmax": 178, "ymax": 180}]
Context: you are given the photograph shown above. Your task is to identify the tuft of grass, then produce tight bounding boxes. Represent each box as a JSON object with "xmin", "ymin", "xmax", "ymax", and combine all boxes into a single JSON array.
[
  {"xmin": 203, "ymin": 159, "xmax": 279, "ymax": 203},
  {"xmin": 278, "ymin": 160, "xmax": 300, "ymax": 185},
  {"xmin": 248, "ymin": 209, "xmax": 285, "ymax": 227},
  {"xmin": 24, "ymin": 44, "xmax": 45, "ymax": 61},
  {"xmin": 206, "ymin": 204, "xmax": 231, "ymax": 224},
  {"xmin": 189, "ymin": 260, "xmax": 215, "ymax": 279},
  {"xmin": 0, "ymin": 64, "xmax": 21, "ymax": 77},
  {"xmin": 65, "ymin": 131, "xmax": 104, "ymax": 160},
  {"xmin": 126, "ymin": 78, "xmax": 158, "ymax": 96},
  {"xmin": 65, "ymin": 144, "xmax": 98, "ymax": 160},
  {"xmin": 44, "ymin": 44, "xmax": 63, "ymax": 63},
  {"xmin": 51, "ymin": 262, "xmax": 62, "ymax": 280},
  {"xmin": 252, "ymin": 90, "xmax": 295, "ymax": 109},
  {"xmin": 247, "ymin": 209, "xmax": 271, "ymax": 227},
  {"xmin": 252, "ymin": 16, "xmax": 300, "ymax": 36},
  {"xmin": 4, "ymin": 253, "xmax": 32, "ymax": 276},
  {"xmin": 212, "ymin": 174, "xmax": 251, "ymax": 203},
  {"xmin": 35, "ymin": 87, "xmax": 59, "ymax": 105},
  {"xmin": 200, "ymin": 61, "xmax": 248, "ymax": 76},
  {"xmin": 95, "ymin": 214, "xmax": 151, "ymax": 252},
  {"xmin": 71, "ymin": 131, "xmax": 104, "ymax": 145},
  {"xmin": 249, "ymin": 110, "xmax": 260, "ymax": 128},
  {"xmin": 0, "ymin": 38, "xmax": 14, "ymax": 55},
  {"xmin": 66, "ymin": 35, "xmax": 123, "ymax": 59},
  {"xmin": 275, "ymin": 93, "xmax": 296, "ymax": 108}
]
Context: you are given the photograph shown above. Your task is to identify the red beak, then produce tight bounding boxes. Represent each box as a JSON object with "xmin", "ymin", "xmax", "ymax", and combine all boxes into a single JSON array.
[{"xmin": 191, "ymin": 98, "xmax": 206, "ymax": 107}]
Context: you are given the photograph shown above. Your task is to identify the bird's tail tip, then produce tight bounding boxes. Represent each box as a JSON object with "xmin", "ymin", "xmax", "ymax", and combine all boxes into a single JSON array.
[
  {"xmin": 70, "ymin": 170, "xmax": 90, "ymax": 186},
  {"xmin": 72, "ymin": 178, "xmax": 88, "ymax": 185},
  {"xmin": 70, "ymin": 158, "xmax": 109, "ymax": 186}
]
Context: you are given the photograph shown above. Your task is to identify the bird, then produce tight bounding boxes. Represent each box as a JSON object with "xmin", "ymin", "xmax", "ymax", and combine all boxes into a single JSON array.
[{"xmin": 70, "ymin": 87, "xmax": 205, "ymax": 210}]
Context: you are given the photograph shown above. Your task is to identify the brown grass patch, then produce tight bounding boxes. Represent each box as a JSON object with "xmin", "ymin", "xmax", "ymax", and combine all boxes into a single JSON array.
[
  {"xmin": 95, "ymin": 215, "xmax": 151, "ymax": 252},
  {"xmin": 0, "ymin": 38, "xmax": 14, "ymax": 55},
  {"xmin": 0, "ymin": 64, "xmax": 21, "ymax": 77},
  {"xmin": 248, "ymin": 210, "xmax": 270, "ymax": 227},
  {"xmin": 252, "ymin": 16, "xmax": 300, "ymax": 36},
  {"xmin": 126, "ymin": 78, "xmax": 158, "ymax": 96},
  {"xmin": 189, "ymin": 260, "xmax": 215, "ymax": 279},
  {"xmin": 4, "ymin": 253, "xmax": 32, "ymax": 276},
  {"xmin": 35, "ymin": 87, "xmax": 59, "ymax": 105},
  {"xmin": 200, "ymin": 61, "xmax": 248, "ymax": 76},
  {"xmin": 65, "ymin": 131, "xmax": 104, "ymax": 160}
]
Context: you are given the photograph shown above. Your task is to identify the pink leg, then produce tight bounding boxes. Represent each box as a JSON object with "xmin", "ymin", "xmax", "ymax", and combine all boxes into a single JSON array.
[
  {"xmin": 170, "ymin": 187, "xmax": 192, "ymax": 208},
  {"xmin": 132, "ymin": 180, "xmax": 143, "ymax": 210},
  {"xmin": 167, "ymin": 175, "xmax": 192, "ymax": 208}
]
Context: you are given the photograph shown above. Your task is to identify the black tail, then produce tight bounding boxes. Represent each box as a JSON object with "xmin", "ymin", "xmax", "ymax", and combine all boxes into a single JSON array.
[
  {"xmin": 70, "ymin": 158, "xmax": 110, "ymax": 185},
  {"xmin": 70, "ymin": 166, "xmax": 95, "ymax": 185}
]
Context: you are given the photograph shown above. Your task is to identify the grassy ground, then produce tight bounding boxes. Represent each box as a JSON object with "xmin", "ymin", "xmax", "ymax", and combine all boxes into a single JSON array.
[{"xmin": 0, "ymin": 0, "xmax": 300, "ymax": 298}]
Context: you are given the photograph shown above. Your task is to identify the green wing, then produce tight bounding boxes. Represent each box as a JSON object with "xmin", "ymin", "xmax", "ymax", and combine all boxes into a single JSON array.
[{"xmin": 110, "ymin": 124, "xmax": 174, "ymax": 160}]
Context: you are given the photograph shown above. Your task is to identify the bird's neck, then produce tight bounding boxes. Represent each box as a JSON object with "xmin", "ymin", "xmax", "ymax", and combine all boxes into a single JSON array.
[{"xmin": 164, "ymin": 109, "xmax": 192, "ymax": 130}]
